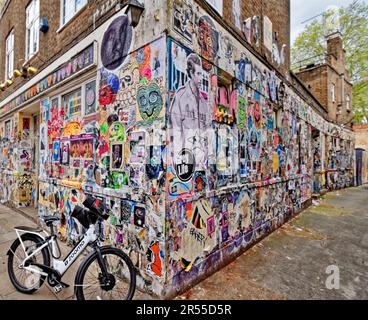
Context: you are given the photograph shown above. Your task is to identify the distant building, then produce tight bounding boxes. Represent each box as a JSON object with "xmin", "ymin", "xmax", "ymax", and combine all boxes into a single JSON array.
[
  {"xmin": 353, "ymin": 124, "xmax": 368, "ymax": 185},
  {"xmin": 296, "ymin": 32, "xmax": 354, "ymax": 127}
]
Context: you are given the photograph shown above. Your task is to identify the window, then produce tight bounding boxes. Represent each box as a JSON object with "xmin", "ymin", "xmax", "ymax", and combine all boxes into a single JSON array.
[
  {"xmin": 205, "ymin": 0, "xmax": 223, "ymax": 16},
  {"xmin": 26, "ymin": 0, "xmax": 40, "ymax": 60},
  {"xmin": 5, "ymin": 31, "xmax": 14, "ymax": 80},
  {"xmin": 346, "ymin": 95, "xmax": 350, "ymax": 112},
  {"xmin": 61, "ymin": 0, "xmax": 88, "ymax": 26},
  {"xmin": 62, "ymin": 88, "xmax": 82, "ymax": 118},
  {"xmin": 331, "ymin": 84, "xmax": 336, "ymax": 103}
]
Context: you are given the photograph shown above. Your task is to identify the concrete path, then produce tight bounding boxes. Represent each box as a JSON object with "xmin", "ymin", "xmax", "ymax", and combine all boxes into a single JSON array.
[{"xmin": 178, "ymin": 186, "xmax": 368, "ymax": 300}]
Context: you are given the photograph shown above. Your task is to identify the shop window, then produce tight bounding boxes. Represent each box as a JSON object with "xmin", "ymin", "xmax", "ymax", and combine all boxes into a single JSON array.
[
  {"xmin": 63, "ymin": 88, "xmax": 82, "ymax": 118},
  {"xmin": 85, "ymin": 80, "xmax": 96, "ymax": 115},
  {"xmin": 61, "ymin": 0, "xmax": 88, "ymax": 26},
  {"xmin": 205, "ymin": 0, "xmax": 223, "ymax": 16},
  {"xmin": 26, "ymin": 0, "xmax": 40, "ymax": 61},
  {"xmin": 5, "ymin": 30, "xmax": 14, "ymax": 80}
]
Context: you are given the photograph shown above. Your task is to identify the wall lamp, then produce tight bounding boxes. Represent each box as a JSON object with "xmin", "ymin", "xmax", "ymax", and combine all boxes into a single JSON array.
[
  {"xmin": 13, "ymin": 66, "xmax": 38, "ymax": 79},
  {"xmin": 121, "ymin": 0, "xmax": 145, "ymax": 28},
  {"xmin": 0, "ymin": 80, "xmax": 12, "ymax": 92}
]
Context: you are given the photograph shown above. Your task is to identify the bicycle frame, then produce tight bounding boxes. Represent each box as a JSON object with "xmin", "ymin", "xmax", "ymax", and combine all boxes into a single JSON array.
[{"xmin": 14, "ymin": 225, "xmax": 98, "ymax": 278}]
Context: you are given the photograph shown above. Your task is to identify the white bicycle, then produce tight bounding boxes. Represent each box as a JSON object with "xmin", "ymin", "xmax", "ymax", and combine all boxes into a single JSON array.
[{"xmin": 7, "ymin": 196, "xmax": 136, "ymax": 300}]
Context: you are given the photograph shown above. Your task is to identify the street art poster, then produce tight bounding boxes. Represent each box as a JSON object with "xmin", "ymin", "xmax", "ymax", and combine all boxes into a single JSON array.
[
  {"xmin": 22, "ymin": 118, "xmax": 31, "ymax": 140},
  {"xmin": 133, "ymin": 205, "xmax": 146, "ymax": 228},
  {"xmin": 111, "ymin": 143, "xmax": 124, "ymax": 171},
  {"xmin": 60, "ymin": 139, "xmax": 70, "ymax": 165},
  {"xmin": 173, "ymin": 0, "xmax": 193, "ymax": 43},
  {"xmin": 168, "ymin": 48, "xmax": 212, "ymax": 175},
  {"xmin": 263, "ymin": 16, "xmax": 273, "ymax": 52},
  {"xmin": 136, "ymin": 82, "xmax": 165, "ymax": 125},
  {"xmin": 129, "ymin": 131, "xmax": 145, "ymax": 164},
  {"xmin": 52, "ymin": 140, "xmax": 60, "ymax": 162},
  {"xmin": 197, "ymin": 15, "xmax": 219, "ymax": 72},
  {"xmin": 101, "ymin": 15, "xmax": 133, "ymax": 71}
]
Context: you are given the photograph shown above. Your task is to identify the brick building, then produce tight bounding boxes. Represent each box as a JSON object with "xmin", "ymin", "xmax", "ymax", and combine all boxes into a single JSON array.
[
  {"xmin": 0, "ymin": 0, "xmax": 355, "ymax": 299},
  {"xmin": 296, "ymin": 32, "xmax": 354, "ymax": 128}
]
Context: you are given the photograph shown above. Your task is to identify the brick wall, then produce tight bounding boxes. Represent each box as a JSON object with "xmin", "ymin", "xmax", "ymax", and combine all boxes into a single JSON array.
[
  {"xmin": 0, "ymin": 0, "xmax": 120, "ymax": 102},
  {"xmin": 353, "ymin": 124, "xmax": 368, "ymax": 151},
  {"xmin": 296, "ymin": 65, "xmax": 328, "ymax": 110},
  {"xmin": 199, "ymin": 0, "xmax": 290, "ymax": 77}
]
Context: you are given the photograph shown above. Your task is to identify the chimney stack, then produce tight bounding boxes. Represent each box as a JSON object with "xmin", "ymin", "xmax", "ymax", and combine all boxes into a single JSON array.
[{"xmin": 326, "ymin": 31, "xmax": 345, "ymax": 73}]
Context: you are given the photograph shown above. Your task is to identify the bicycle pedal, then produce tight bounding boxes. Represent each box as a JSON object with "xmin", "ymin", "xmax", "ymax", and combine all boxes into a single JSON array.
[
  {"xmin": 60, "ymin": 281, "xmax": 70, "ymax": 289},
  {"xmin": 53, "ymin": 284, "xmax": 63, "ymax": 294}
]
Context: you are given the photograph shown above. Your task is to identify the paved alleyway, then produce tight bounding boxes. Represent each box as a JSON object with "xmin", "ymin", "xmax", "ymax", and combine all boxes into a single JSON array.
[{"xmin": 178, "ymin": 186, "xmax": 368, "ymax": 300}]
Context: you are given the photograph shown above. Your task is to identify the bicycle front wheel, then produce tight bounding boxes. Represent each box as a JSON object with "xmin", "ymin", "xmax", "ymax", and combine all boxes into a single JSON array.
[{"xmin": 74, "ymin": 246, "xmax": 136, "ymax": 300}]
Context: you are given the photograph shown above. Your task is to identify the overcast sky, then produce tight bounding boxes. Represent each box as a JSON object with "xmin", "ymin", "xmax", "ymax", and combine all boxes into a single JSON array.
[{"xmin": 291, "ymin": 0, "xmax": 368, "ymax": 44}]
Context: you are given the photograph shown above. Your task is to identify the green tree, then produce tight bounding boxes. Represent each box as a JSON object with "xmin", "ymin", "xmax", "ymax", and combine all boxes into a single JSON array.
[{"xmin": 292, "ymin": 0, "xmax": 368, "ymax": 123}]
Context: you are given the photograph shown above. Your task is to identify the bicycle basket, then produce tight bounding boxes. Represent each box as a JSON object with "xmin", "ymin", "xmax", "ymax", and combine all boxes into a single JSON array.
[{"xmin": 72, "ymin": 205, "xmax": 94, "ymax": 229}]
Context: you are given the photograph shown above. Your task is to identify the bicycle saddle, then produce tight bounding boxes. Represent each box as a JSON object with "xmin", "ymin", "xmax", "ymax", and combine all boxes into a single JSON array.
[{"xmin": 44, "ymin": 216, "xmax": 59, "ymax": 227}]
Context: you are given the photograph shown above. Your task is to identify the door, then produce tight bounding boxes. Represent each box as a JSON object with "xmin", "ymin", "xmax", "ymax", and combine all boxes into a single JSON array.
[{"xmin": 356, "ymin": 149, "xmax": 363, "ymax": 186}]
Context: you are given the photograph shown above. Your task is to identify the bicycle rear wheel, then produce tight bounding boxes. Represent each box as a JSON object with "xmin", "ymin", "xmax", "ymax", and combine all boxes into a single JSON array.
[
  {"xmin": 7, "ymin": 233, "xmax": 50, "ymax": 294},
  {"xmin": 74, "ymin": 246, "xmax": 136, "ymax": 300}
]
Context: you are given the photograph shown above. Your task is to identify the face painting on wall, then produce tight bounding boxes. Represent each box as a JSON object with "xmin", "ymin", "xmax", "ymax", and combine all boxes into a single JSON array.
[
  {"xmin": 136, "ymin": 82, "xmax": 164, "ymax": 124},
  {"xmin": 101, "ymin": 15, "xmax": 133, "ymax": 71}
]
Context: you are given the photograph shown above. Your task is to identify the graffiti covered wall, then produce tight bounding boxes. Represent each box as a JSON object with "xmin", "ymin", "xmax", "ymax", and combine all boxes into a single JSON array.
[
  {"xmin": 37, "ymin": 11, "xmax": 168, "ymax": 296},
  {"xmin": 163, "ymin": 0, "xmax": 354, "ymax": 297},
  {"xmin": 0, "ymin": 1, "xmax": 355, "ymax": 299},
  {"xmin": 0, "ymin": 112, "xmax": 36, "ymax": 208}
]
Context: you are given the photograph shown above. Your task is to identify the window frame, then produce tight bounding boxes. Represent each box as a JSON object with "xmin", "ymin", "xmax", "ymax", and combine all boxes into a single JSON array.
[
  {"xmin": 25, "ymin": 0, "xmax": 40, "ymax": 61},
  {"xmin": 60, "ymin": 0, "xmax": 88, "ymax": 28},
  {"xmin": 205, "ymin": 0, "xmax": 223, "ymax": 16},
  {"xmin": 62, "ymin": 87, "xmax": 83, "ymax": 119},
  {"xmin": 55, "ymin": 78, "xmax": 96, "ymax": 120},
  {"xmin": 5, "ymin": 30, "xmax": 14, "ymax": 80}
]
